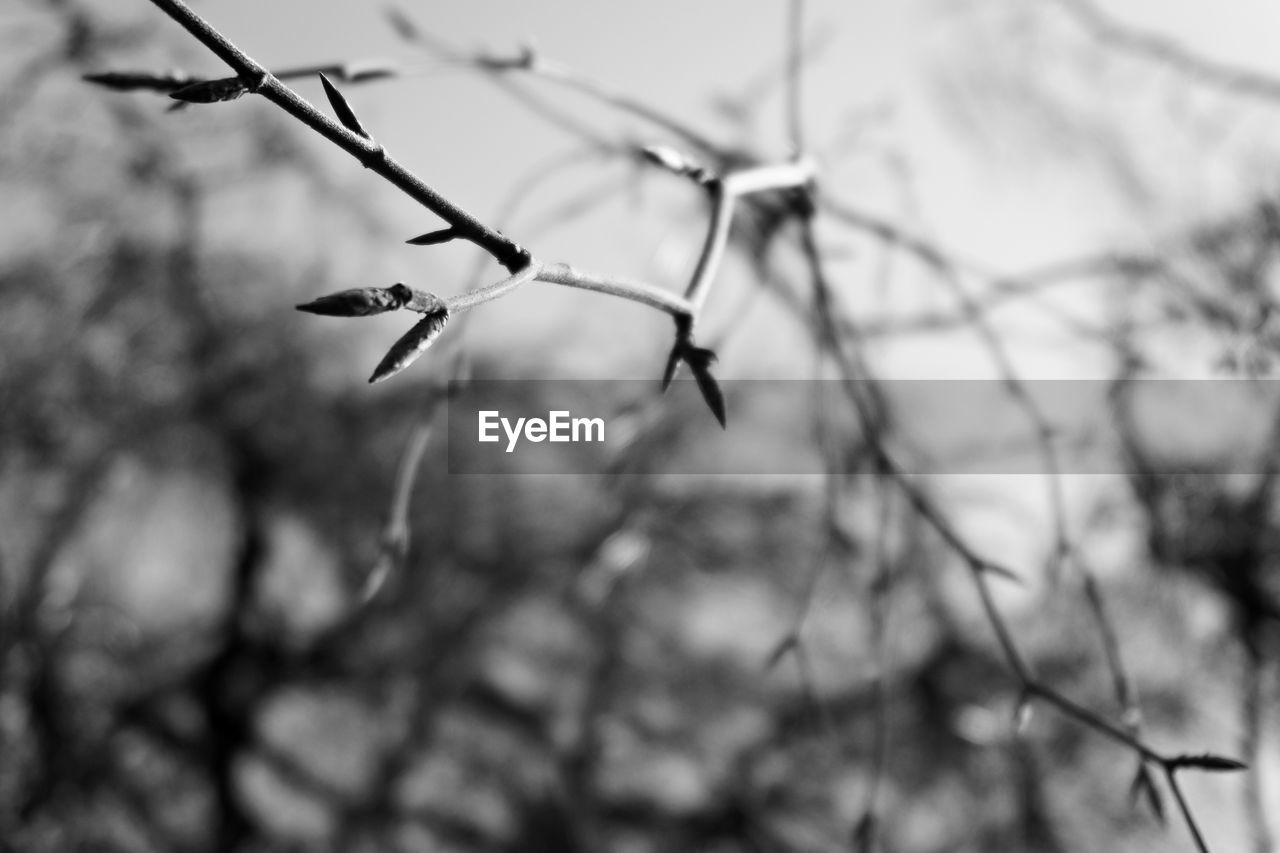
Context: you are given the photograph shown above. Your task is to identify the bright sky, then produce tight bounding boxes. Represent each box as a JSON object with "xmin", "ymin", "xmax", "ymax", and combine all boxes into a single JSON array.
[{"xmin": 87, "ymin": 0, "xmax": 1280, "ymax": 384}]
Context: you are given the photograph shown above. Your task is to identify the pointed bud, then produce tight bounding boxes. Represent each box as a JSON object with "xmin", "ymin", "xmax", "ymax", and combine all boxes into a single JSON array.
[
  {"xmin": 319, "ymin": 72, "xmax": 371, "ymax": 139},
  {"xmin": 369, "ymin": 307, "xmax": 450, "ymax": 383},
  {"xmin": 852, "ymin": 813, "xmax": 877, "ymax": 853},
  {"xmin": 683, "ymin": 345, "xmax": 726, "ymax": 428},
  {"xmin": 296, "ymin": 285, "xmax": 411, "ymax": 317},
  {"xmin": 406, "ymin": 227, "xmax": 460, "ymax": 246},
  {"xmin": 169, "ymin": 76, "xmax": 249, "ymax": 104},
  {"xmin": 1169, "ymin": 753, "xmax": 1248, "ymax": 773}
]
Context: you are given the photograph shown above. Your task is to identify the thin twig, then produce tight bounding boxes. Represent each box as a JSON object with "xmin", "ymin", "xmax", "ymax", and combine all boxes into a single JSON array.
[
  {"xmin": 1052, "ymin": 0, "xmax": 1280, "ymax": 106},
  {"xmin": 786, "ymin": 0, "xmax": 805, "ymax": 155},
  {"xmin": 536, "ymin": 263, "xmax": 693, "ymax": 318},
  {"xmin": 360, "ymin": 422, "xmax": 433, "ymax": 602},
  {"xmin": 795, "ymin": 208, "xmax": 1235, "ymax": 852},
  {"xmin": 1164, "ymin": 766, "xmax": 1212, "ymax": 853},
  {"xmin": 446, "ymin": 262, "xmax": 543, "ymax": 313},
  {"xmin": 1242, "ymin": 647, "xmax": 1273, "ymax": 853},
  {"xmin": 684, "ymin": 158, "xmax": 818, "ymax": 313},
  {"xmin": 683, "ymin": 180, "xmax": 735, "ymax": 313},
  {"xmin": 147, "ymin": 0, "xmax": 530, "ymax": 272}
]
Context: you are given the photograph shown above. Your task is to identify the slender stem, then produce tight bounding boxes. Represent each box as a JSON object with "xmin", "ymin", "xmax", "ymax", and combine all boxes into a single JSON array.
[
  {"xmin": 147, "ymin": 0, "xmax": 530, "ymax": 272},
  {"xmin": 793, "ymin": 210, "xmax": 1235, "ymax": 851},
  {"xmin": 361, "ymin": 421, "xmax": 433, "ymax": 602},
  {"xmin": 786, "ymin": 0, "xmax": 805, "ymax": 154},
  {"xmin": 725, "ymin": 158, "xmax": 817, "ymax": 196},
  {"xmin": 1242, "ymin": 647, "xmax": 1273, "ymax": 853},
  {"xmin": 529, "ymin": 57, "xmax": 725, "ymax": 156},
  {"xmin": 682, "ymin": 158, "xmax": 818, "ymax": 315},
  {"xmin": 1164, "ymin": 767, "xmax": 1212, "ymax": 853},
  {"xmin": 683, "ymin": 181, "xmax": 734, "ymax": 313},
  {"xmin": 446, "ymin": 262, "xmax": 543, "ymax": 313},
  {"xmin": 537, "ymin": 263, "xmax": 693, "ymax": 318},
  {"xmin": 1053, "ymin": 0, "xmax": 1280, "ymax": 105}
]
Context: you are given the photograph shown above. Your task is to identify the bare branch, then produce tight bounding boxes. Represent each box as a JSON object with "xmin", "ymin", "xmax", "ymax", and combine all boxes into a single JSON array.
[
  {"xmin": 147, "ymin": 0, "xmax": 531, "ymax": 273},
  {"xmin": 1052, "ymin": 0, "xmax": 1280, "ymax": 105}
]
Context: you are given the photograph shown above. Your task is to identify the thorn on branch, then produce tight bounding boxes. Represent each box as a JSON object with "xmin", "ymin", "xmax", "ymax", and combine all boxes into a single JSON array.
[
  {"xmin": 659, "ymin": 320, "xmax": 726, "ymax": 428},
  {"xmin": 319, "ymin": 72, "xmax": 372, "ymax": 139},
  {"xmin": 369, "ymin": 305, "xmax": 451, "ymax": 384},
  {"xmin": 296, "ymin": 284, "xmax": 414, "ymax": 317},
  {"xmin": 169, "ymin": 75, "xmax": 249, "ymax": 104},
  {"xmin": 406, "ymin": 227, "xmax": 460, "ymax": 246}
]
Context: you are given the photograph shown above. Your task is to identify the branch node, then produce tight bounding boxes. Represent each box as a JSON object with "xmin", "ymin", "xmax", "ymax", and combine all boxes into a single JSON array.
[
  {"xmin": 169, "ymin": 75, "xmax": 248, "ymax": 104},
  {"xmin": 498, "ymin": 244, "xmax": 534, "ymax": 275},
  {"xmin": 359, "ymin": 145, "xmax": 388, "ymax": 169}
]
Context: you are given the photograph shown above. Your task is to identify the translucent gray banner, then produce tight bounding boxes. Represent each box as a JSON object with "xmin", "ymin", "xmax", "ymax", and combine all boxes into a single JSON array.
[{"xmin": 445, "ymin": 380, "xmax": 1280, "ymax": 475}]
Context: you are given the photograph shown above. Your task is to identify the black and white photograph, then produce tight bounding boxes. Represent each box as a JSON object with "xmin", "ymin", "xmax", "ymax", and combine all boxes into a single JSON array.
[{"xmin": 4, "ymin": 1, "xmax": 1280, "ymax": 851}]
